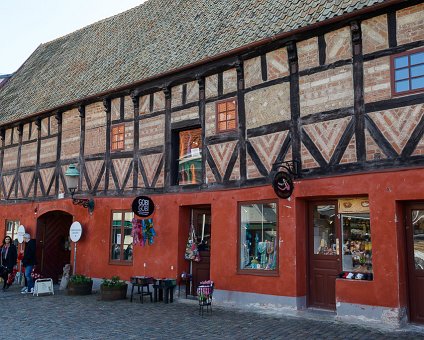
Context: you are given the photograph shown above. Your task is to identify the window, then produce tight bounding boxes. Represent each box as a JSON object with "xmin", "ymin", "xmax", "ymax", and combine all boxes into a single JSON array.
[
  {"xmin": 110, "ymin": 211, "xmax": 133, "ymax": 263},
  {"xmin": 216, "ymin": 99, "xmax": 237, "ymax": 133},
  {"xmin": 111, "ymin": 124, "xmax": 125, "ymax": 151},
  {"xmin": 239, "ymin": 201, "xmax": 278, "ymax": 272},
  {"xmin": 341, "ymin": 213, "xmax": 373, "ymax": 274},
  {"xmin": 177, "ymin": 128, "xmax": 202, "ymax": 185},
  {"xmin": 392, "ymin": 49, "xmax": 424, "ymax": 95},
  {"xmin": 5, "ymin": 220, "xmax": 19, "ymax": 244}
]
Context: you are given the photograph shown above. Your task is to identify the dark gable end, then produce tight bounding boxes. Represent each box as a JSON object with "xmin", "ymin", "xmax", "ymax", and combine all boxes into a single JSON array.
[{"xmin": 0, "ymin": 0, "xmax": 386, "ymax": 125}]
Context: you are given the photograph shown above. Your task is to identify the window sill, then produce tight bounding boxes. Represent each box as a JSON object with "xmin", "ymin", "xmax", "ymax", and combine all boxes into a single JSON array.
[
  {"xmin": 108, "ymin": 261, "xmax": 133, "ymax": 266},
  {"xmin": 237, "ymin": 269, "xmax": 279, "ymax": 277}
]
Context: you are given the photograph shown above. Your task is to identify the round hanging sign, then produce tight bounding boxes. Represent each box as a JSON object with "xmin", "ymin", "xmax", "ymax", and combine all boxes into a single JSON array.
[
  {"xmin": 69, "ymin": 221, "xmax": 83, "ymax": 242},
  {"xmin": 272, "ymin": 172, "xmax": 294, "ymax": 199},
  {"xmin": 17, "ymin": 225, "xmax": 26, "ymax": 243},
  {"xmin": 132, "ymin": 196, "xmax": 155, "ymax": 218}
]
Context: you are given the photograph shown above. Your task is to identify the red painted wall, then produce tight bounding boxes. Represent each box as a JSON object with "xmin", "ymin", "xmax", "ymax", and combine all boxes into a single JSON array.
[{"xmin": 1, "ymin": 167, "xmax": 423, "ymax": 310}]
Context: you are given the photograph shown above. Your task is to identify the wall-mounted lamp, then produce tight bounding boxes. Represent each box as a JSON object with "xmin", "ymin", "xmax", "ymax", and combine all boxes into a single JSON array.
[{"xmin": 64, "ymin": 164, "xmax": 95, "ymax": 215}]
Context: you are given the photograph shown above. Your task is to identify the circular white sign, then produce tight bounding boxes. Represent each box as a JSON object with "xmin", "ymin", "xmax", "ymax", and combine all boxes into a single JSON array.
[
  {"xmin": 69, "ymin": 222, "xmax": 82, "ymax": 242},
  {"xmin": 17, "ymin": 225, "xmax": 26, "ymax": 243}
]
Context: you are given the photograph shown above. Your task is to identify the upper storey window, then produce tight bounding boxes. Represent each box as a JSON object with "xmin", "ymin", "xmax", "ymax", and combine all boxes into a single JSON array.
[
  {"xmin": 216, "ymin": 99, "xmax": 237, "ymax": 133},
  {"xmin": 392, "ymin": 49, "xmax": 424, "ymax": 96},
  {"xmin": 111, "ymin": 124, "xmax": 125, "ymax": 151}
]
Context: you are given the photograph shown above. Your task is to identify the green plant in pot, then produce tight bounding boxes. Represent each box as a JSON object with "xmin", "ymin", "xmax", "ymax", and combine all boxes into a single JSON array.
[
  {"xmin": 100, "ymin": 276, "xmax": 128, "ymax": 301},
  {"xmin": 67, "ymin": 274, "xmax": 93, "ymax": 295}
]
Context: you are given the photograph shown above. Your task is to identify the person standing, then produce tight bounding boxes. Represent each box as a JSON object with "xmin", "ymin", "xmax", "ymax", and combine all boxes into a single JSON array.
[
  {"xmin": 22, "ymin": 233, "xmax": 36, "ymax": 294},
  {"xmin": 1, "ymin": 236, "xmax": 17, "ymax": 291}
]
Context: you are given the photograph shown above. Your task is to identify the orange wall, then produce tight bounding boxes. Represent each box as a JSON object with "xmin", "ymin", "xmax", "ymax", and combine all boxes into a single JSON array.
[{"xmin": 1, "ymin": 167, "xmax": 423, "ymax": 309}]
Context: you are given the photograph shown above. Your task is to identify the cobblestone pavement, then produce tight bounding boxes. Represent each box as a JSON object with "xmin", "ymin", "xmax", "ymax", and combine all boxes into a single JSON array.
[{"xmin": 1, "ymin": 285, "xmax": 423, "ymax": 340}]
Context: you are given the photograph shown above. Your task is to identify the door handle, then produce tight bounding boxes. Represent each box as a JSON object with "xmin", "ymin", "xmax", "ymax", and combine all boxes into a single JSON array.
[{"xmin": 336, "ymin": 238, "xmax": 340, "ymax": 255}]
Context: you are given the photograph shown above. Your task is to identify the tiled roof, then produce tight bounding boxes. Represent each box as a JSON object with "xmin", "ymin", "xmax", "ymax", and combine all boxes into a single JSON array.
[{"xmin": 0, "ymin": 0, "xmax": 387, "ymax": 125}]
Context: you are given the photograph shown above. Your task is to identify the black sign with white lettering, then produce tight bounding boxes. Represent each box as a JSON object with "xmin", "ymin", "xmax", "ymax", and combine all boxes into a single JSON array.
[
  {"xmin": 272, "ymin": 172, "xmax": 294, "ymax": 199},
  {"xmin": 132, "ymin": 196, "xmax": 155, "ymax": 217}
]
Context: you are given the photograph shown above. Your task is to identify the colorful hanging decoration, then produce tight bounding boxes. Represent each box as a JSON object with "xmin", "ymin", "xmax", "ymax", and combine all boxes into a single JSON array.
[{"xmin": 132, "ymin": 218, "xmax": 157, "ymax": 246}]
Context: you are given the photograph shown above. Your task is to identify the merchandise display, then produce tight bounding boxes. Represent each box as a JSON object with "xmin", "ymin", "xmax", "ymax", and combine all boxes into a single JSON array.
[
  {"xmin": 240, "ymin": 203, "xmax": 277, "ymax": 270},
  {"xmin": 341, "ymin": 213, "xmax": 373, "ymax": 274}
]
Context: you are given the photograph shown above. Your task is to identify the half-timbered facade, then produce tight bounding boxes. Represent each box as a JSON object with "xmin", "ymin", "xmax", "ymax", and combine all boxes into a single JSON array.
[{"xmin": 1, "ymin": 0, "xmax": 424, "ymax": 327}]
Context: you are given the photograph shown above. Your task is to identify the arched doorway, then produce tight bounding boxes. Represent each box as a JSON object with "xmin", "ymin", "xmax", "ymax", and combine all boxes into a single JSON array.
[{"xmin": 36, "ymin": 211, "xmax": 73, "ymax": 283}]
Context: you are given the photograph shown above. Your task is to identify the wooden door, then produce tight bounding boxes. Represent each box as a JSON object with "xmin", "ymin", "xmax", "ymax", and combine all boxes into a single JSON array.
[
  {"xmin": 308, "ymin": 202, "xmax": 341, "ymax": 310},
  {"xmin": 405, "ymin": 204, "xmax": 424, "ymax": 324},
  {"xmin": 36, "ymin": 211, "xmax": 73, "ymax": 283},
  {"xmin": 191, "ymin": 208, "xmax": 211, "ymax": 295}
]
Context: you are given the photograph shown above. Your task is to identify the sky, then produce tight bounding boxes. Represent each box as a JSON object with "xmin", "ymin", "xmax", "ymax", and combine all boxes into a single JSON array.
[{"xmin": 0, "ymin": 0, "xmax": 147, "ymax": 74}]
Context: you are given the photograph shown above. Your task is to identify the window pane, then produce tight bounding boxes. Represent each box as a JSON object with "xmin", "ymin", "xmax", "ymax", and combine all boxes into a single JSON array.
[
  {"xmin": 117, "ymin": 141, "xmax": 124, "ymax": 149},
  {"xmin": 123, "ymin": 244, "xmax": 133, "ymax": 261},
  {"xmin": 411, "ymin": 64, "xmax": 424, "ymax": 78},
  {"xmin": 218, "ymin": 103, "xmax": 226, "ymax": 112},
  {"xmin": 111, "ymin": 244, "xmax": 120, "ymax": 260},
  {"xmin": 411, "ymin": 76, "xmax": 424, "ymax": 90},
  {"xmin": 410, "ymin": 52, "xmax": 424, "ymax": 66},
  {"xmin": 113, "ymin": 212, "xmax": 122, "ymax": 223},
  {"xmin": 341, "ymin": 214, "xmax": 373, "ymax": 274},
  {"xmin": 240, "ymin": 203, "xmax": 277, "ymax": 270},
  {"xmin": 219, "ymin": 113, "xmax": 226, "ymax": 122},
  {"xmin": 395, "ymin": 80, "xmax": 410, "ymax": 92},
  {"xmin": 124, "ymin": 212, "xmax": 134, "ymax": 224},
  {"xmin": 394, "ymin": 56, "xmax": 408, "ymax": 69},
  {"xmin": 227, "ymin": 101, "xmax": 236, "ymax": 110},
  {"xmin": 412, "ymin": 210, "xmax": 424, "ymax": 270},
  {"xmin": 395, "ymin": 68, "xmax": 409, "ymax": 81},
  {"xmin": 218, "ymin": 122, "xmax": 227, "ymax": 131},
  {"xmin": 227, "ymin": 111, "xmax": 236, "ymax": 120},
  {"xmin": 227, "ymin": 120, "xmax": 236, "ymax": 129},
  {"xmin": 313, "ymin": 205, "xmax": 336, "ymax": 255}
]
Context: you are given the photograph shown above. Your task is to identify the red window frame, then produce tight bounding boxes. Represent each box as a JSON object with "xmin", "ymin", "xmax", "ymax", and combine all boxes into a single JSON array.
[
  {"xmin": 111, "ymin": 124, "xmax": 125, "ymax": 151},
  {"xmin": 215, "ymin": 98, "xmax": 238, "ymax": 133},
  {"xmin": 109, "ymin": 210, "xmax": 133, "ymax": 265},
  {"xmin": 391, "ymin": 47, "xmax": 424, "ymax": 97}
]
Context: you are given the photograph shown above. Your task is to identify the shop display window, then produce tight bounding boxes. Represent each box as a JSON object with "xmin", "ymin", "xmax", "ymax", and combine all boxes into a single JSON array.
[
  {"xmin": 239, "ymin": 202, "xmax": 278, "ymax": 272},
  {"xmin": 341, "ymin": 214, "xmax": 373, "ymax": 274},
  {"xmin": 178, "ymin": 128, "xmax": 202, "ymax": 185},
  {"xmin": 110, "ymin": 211, "xmax": 133, "ymax": 263},
  {"xmin": 5, "ymin": 220, "xmax": 19, "ymax": 245}
]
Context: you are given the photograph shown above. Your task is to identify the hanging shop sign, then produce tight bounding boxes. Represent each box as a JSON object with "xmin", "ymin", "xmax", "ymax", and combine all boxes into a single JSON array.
[
  {"xmin": 272, "ymin": 171, "xmax": 294, "ymax": 199},
  {"xmin": 132, "ymin": 196, "xmax": 155, "ymax": 218},
  {"xmin": 17, "ymin": 225, "xmax": 26, "ymax": 243},
  {"xmin": 69, "ymin": 221, "xmax": 83, "ymax": 242},
  {"xmin": 338, "ymin": 198, "xmax": 370, "ymax": 214}
]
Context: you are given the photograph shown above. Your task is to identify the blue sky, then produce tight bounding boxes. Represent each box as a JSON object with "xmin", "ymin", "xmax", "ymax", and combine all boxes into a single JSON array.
[{"xmin": 0, "ymin": 0, "xmax": 146, "ymax": 74}]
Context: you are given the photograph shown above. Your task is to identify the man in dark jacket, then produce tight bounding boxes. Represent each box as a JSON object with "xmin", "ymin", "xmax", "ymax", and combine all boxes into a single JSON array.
[{"xmin": 22, "ymin": 233, "xmax": 36, "ymax": 294}]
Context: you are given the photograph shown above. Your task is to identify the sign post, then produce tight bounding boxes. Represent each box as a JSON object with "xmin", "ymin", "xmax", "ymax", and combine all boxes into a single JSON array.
[
  {"xmin": 69, "ymin": 222, "xmax": 82, "ymax": 275},
  {"xmin": 17, "ymin": 225, "xmax": 25, "ymax": 285}
]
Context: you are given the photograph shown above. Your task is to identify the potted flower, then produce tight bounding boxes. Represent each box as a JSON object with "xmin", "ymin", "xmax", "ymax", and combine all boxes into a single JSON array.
[
  {"xmin": 100, "ymin": 276, "xmax": 128, "ymax": 301},
  {"xmin": 67, "ymin": 274, "xmax": 93, "ymax": 295}
]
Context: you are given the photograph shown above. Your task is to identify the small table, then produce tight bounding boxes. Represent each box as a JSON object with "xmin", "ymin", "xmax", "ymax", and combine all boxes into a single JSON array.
[
  {"xmin": 130, "ymin": 276, "xmax": 153, "ymax": 303},
  {"xmin": 153, "ymin": 279, "xmax": 177, "ymax": 303}
]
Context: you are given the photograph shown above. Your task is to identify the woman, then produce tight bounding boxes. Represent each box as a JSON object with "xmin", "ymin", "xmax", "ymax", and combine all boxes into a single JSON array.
[{"xmin": 1, "ymin": 236, "xmax": 18, "ymax": 291}]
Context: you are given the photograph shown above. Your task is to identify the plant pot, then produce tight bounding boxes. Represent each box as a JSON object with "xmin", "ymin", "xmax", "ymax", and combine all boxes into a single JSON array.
[
  {"xmin": 67, "ymin": 280, "xmax": 93, "ymax": 295},
  {"xmin": 100, "ymin": 283, "xmax": 128, "ymax": 301}
]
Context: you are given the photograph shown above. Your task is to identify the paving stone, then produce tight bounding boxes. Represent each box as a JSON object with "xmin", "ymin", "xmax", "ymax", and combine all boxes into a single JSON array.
[{"xmin": 1, "ymin": 285, "xmax": 423, "ymax": 339}]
